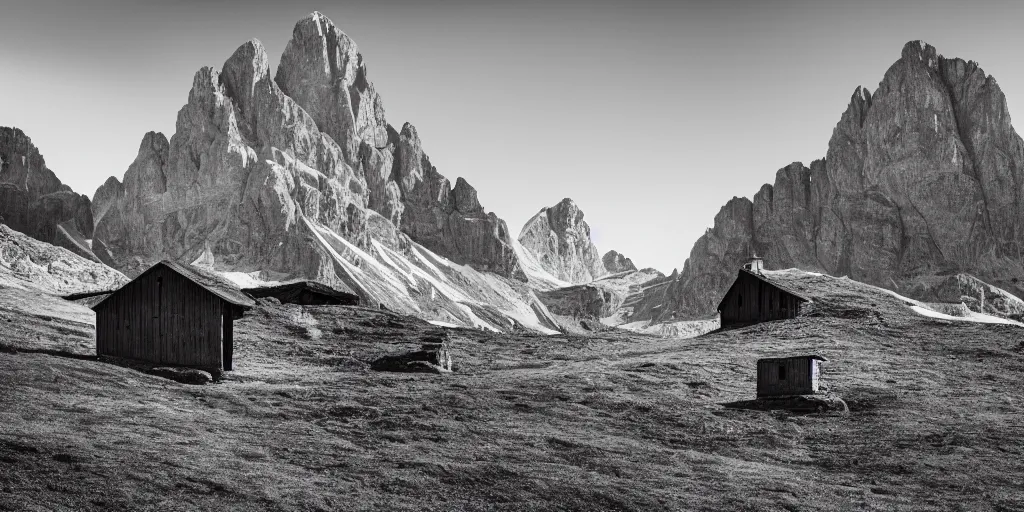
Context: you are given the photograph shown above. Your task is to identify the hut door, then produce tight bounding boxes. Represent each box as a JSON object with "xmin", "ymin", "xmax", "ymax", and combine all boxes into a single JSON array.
[
  {"xmin": 222, "ymin": 302, "xmax": 233, "ymax": 371},
  {"xmin": 155, "ymin": 277, "xmax": 164, "ymax": 363},
  {"xmin": 156, "ymin": 277, "xmax": 162, "ymax": 330}
]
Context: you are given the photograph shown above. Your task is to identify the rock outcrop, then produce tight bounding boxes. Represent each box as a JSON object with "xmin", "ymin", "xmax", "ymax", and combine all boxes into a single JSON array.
[
  {"xmin": 0, "ymin": 128, "xmax": 96, "ymax": 261},
  {"xmin": 370, "ymin": 332, "xmax": 454, "ymax": 374},
  {"xmin": 518, "ymin": 198, "xmax": 606, "ymax": 284},
  {"xmin": 666, "ymin": 41, "xmax": 1024, "ymax": 319},
  {"xmin": 532, "ymin": 267, "xmax": 675, "ymax": 328},
  {"xmin": 537, "ymin": 284, "xmax": 621, "ymax": 318},
  {"xmin": 907, "ymin": 273, "xmax": 1024, "ymax": 321},
  {"xmin": 0, "ymin": 224, "xmax": 128, "ymax": 295},
  {"xmin": 602, "ymin": 250, "xmax": 637, "ymax": 273},
  {"xmin": 149, "ymin": 367, "xmax": 214, "ymax": 385},
  {"xmin": 93, "ymin": 12, "xmax": 523, "ymax": 282}
]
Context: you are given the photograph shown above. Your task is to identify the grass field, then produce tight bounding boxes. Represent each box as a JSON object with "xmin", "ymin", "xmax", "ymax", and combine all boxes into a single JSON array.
[{"xmin": 1, "ymin": 281, "xmax": 1023, "ymax": 511}]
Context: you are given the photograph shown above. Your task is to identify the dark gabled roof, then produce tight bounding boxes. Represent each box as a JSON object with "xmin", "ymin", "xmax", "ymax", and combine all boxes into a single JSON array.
[
  {"xmin": 70, "ymin": 293, "xmax": 112, "ymax": 309},
  {"xmin": 62, "ymin": 289, "xmax": 119, "ymax": 301},
  {"xmin": 242, "ymin": 280, "xmax": 359, "ymax": 300},
  {"xmin": 161, "ymin": 261, "xmax": 256, "ymax": 307},
  {"xmin": 717, "ymin": 268, "xmax": 813, "ymax": 311},
  {"xmin": 741, "ymin": 269, "xmax": 812, "ymax": 302},
  {"xmin": 91, "ymin": 260, "xmax": 256, "ymax": 310},
  {"xmin": 752, "ymin": 270, "xmax": 818, "ymax": 302}
]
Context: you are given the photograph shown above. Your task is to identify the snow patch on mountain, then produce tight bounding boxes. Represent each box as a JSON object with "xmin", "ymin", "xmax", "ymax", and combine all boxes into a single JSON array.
[{"xmin": 288, "ymin": 217, "xmax": 560, "ymax": 333}]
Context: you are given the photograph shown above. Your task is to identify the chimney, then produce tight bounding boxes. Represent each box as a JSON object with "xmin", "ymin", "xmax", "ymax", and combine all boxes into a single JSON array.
[{"xmin": 743, "ymin": 254, "xmax": 764, "ymax": 274}]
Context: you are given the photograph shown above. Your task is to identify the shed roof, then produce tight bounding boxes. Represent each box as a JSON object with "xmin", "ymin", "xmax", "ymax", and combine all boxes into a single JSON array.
[
  {"xmin": 242, "ymin": 280, "xmax": 359, "ymax": 300},
  {"xmin": 758, "ymin": 354, "xmax": 829, "ymax": 363},
  {"xmin": 71, "ymin": 293, "xmax": 112, "ymax": 309},
  {"xmin": 92, "ymin": 260, "xmax": 256, "ymax": 310},
  {"xmin": 740, "ymin": 269, "xmax": 813, "ymax": 302},
  {"xmin": 62, "ymin": 289, "xmax": 119, "ymax": 301},
  {"xmin": 717, "ymin": 268, "xmax": 813, "ymax": 312}
]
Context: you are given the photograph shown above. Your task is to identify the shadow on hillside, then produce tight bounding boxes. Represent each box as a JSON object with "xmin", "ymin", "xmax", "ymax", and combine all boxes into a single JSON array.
[{"xmin": 0, "ymin": 342, "xmax": 97, "ymax": 362}]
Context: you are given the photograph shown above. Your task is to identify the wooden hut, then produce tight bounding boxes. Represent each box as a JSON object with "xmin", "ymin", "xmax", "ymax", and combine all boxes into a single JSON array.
[
  {"xmin": 242, "ymin": 280, "xmax": 359, "ymax": 306},
  {"xmin": 92, "ymin": 261, "xmax": 255, "ymax": 372},
  {"xmin": 717, "ymin": 258, "xmax": 810, "ymax": 327},
  {"xmin": 757, "ymin": 355, "xmax": 828, "ymax": 397}
]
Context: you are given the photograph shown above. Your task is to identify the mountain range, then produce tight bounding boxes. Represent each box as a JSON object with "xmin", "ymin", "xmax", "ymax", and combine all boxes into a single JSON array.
[
  {"xmin": 2, "ymin": 15, "xmax": 1023, "ymax": 331},
  {"xmin": 658, "ymin": 41, "xmax": 1024, "ymax": 322}
]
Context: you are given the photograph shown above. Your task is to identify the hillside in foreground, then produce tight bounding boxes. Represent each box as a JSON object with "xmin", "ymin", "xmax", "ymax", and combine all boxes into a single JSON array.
[{"xmin": 1, "ymin": 276, "xmax": 1023, "ymax": 510}]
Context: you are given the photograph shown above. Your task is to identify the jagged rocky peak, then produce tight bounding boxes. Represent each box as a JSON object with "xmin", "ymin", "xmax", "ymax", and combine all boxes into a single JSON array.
[
  {"xmin": 602, "ymin": 250, "xmax": 636, "ymax": 273},
  {"xmin": 902, "ymin": 39, "xmax": 939, "ymax": 65},
  {"xmin": 220, "ymin": 39, "xmax": 272, "ymax": 138},
  {"xmin": 842, "ymin": 86, "xmax": 873, "ymax": 129},
  {"xmin": 664, "ymin": 39, "xmax": 1024, "ymax": 321},
  {"xmin": 518, "ymin": 198, "xmax": 607, "ymax": 284},
  {"xmin": 275, "ymin": 11, "xmax": 388, "ymax": 156},
  {"xmin": 453, "ymin": 177, "xmax": 482, "ymax": 213},
  {"xmin": 92, "ymin": 11, "xmax": 525, "ymax": 289},
  {"xmin": 91, "ymin": 175, "xmax": 124, "ymax": 227},
  {"xmin": 124, "ymin": 132, "xmax": 170, "ymax": 199},
  {"xmin": 0, "ymin": 127, "xmax": 96, "ymax": 261}
]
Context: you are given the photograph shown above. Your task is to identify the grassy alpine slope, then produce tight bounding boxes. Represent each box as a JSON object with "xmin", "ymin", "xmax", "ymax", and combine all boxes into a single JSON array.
[{"xmin": 0, "ymin": 276, "xmax": 1023, "ymax": 511}]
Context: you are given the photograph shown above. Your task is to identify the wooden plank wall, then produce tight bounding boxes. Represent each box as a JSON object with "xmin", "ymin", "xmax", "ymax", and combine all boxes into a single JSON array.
[
  {"xmin": 96, "ymin": 266, "xmax": 223, "ymax": 369},
  {"xmin": 720, "ymin": 272, "xmax": 803, "ymax": 325},
  {"xmin": 757, "ymin": 358, "xmax": 813, "ymax": 397}
]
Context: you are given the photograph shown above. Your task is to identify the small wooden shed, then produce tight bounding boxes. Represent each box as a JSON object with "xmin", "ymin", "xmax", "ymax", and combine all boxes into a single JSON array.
[
  {"xmin": 92, "ymin": 261, "xmax": 255, "ymax": 372},
  {"xmin": 718, "ymin": 263, "xmax": 810, "ymax": 327},
  {"xmin": 242, "ymin": 280, "xmax": 359, "ymax": 306},
  {"xmin": 757, "ymin": 355, "xmax": 828, "ymax": 397}
]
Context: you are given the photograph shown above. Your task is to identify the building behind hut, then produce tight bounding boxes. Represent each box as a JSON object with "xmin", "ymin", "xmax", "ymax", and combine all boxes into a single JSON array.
[
  {"xmin": 718, "ymin": 256, "xmax": 810, "ymax": 327},
  {"xmin": 243, "ymin": 280, "xmax": 359, "ymax": 306},
  {"xmin": 92, "ymin": 261, "xmax": 255, "ymax": 372}
]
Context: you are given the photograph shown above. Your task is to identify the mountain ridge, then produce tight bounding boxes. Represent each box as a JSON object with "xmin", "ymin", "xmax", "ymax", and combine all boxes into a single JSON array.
[
  {"xmin": 86, "ymin": 12, "xmax": 561, "ymax": 331},
  {"xmin": 0, "ymin": 127, "xmax": 98, "ymax": 262},
  {"xmin": 94, "ymin": 14, "xmax": 523, "ymax": 280},
  {"xmin": 661, "ymin": 40, "xmax": 1024, "ymax": 320}
]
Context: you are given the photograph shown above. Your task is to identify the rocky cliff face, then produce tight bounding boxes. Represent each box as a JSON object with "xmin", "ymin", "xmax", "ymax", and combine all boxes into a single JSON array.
[
  {"xmin": 518, "ymin": 198, "xmax": 606, "ymax": 284},
  {"xmin": 666, "ymin": 41, "xmax": 1024, "ymax": 319},
  {"xmin": 602, "ymin": 250, "xmax": 637, "ymax": 273},
  {"xmin": 93, "ymin": 12, "xmax": 523, "ymax": 283},
  {"xmin": 0, "ymin": 127, "xmax": 96, "ymax": 261}
]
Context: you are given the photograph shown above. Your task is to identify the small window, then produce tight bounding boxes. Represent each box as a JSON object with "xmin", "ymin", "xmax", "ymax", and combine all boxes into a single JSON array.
[
  {"xmin": 738, "ymin": 294, "xmax": 743, "ymax": 307},
  {"xmin": 778, "ymin": 365, "xmax": 787, "ymax": 380}
]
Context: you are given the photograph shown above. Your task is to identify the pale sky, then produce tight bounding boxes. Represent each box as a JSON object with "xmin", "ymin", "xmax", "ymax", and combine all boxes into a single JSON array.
[{"xmin": 2, "ymin": 0, "xmax": 1024, "ymax": 273}]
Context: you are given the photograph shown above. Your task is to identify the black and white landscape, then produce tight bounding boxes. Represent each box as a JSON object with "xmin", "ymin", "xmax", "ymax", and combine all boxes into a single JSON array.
[{"xmin": 2, "ymin": 2, "xmax": 1024, "ymax": 510}]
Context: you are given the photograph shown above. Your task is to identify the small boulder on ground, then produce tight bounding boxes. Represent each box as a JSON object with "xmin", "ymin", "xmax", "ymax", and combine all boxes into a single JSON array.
[
  {"xmin": 149, "ymin": 367, "xmax": 214, "ymax": 385},
  {"xmin": 371, "ymin": 332, "xmax": 453, "ymax": 374}
]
